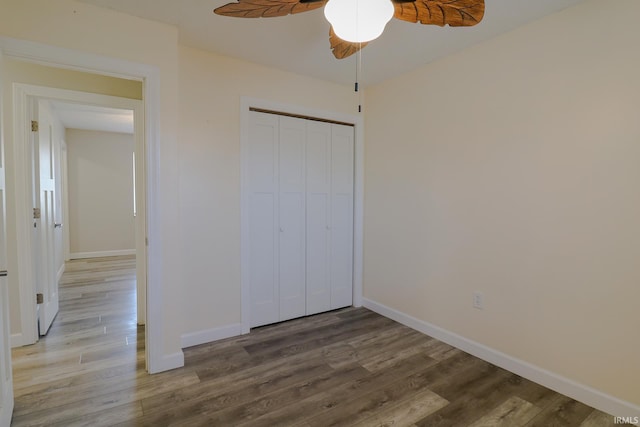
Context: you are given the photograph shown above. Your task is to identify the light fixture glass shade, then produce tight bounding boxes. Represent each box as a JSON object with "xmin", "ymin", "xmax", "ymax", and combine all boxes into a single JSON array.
[{"xmin": 324, "ymin": 0, "xmax": 394, "ymax": 43}]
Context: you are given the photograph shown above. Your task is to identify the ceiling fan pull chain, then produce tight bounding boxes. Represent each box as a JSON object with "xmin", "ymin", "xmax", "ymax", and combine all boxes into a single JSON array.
[
  {"xmin": 354, "ymin": 38, "xmax": 359, "ymax": 95},
  {"xmin": 353, "ymin": 2, "xmax": 362, "ymax": 114},
  {"xmin": 354, "ymin": 53, "xmax": 361, "ymax": 113},
  {"xmin": 357, "ymin": 42, "xmax": 363, "ymax": 113}
]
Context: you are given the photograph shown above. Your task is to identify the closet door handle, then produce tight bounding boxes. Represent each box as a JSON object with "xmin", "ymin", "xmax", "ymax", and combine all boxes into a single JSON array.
[{"xmin": 0, "ymin": 270, "xmax": 7, "ymax": 277}]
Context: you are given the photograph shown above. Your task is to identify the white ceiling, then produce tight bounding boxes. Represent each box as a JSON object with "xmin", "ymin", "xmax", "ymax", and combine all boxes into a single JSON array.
[
  {"xmin": 78, "ymin": 0, "xmax": 586, "ymax": 86},
  {"xmin": 50, "ymin": 101, "xmax": 134, "ymax": 134}
]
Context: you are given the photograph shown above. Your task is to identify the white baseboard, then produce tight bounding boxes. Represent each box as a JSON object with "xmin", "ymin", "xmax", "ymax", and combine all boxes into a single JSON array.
[
  {"xmin": 181, "ymin": 323, "xmax": 243, "ymax": 349},
  {"xmin": 10, "ymin": 333, "xmax": 23, "ymax": 348},
  {"xmin": 363, "ymin": 298, "xmax": 640, "ymax": 422},
  {"xmin": 69, "ymin": 249, "xmax": 136, "ymax": 259},
  {"xmin": 148, "ymin": 351, "xmax": 184, "ymax": 374}
]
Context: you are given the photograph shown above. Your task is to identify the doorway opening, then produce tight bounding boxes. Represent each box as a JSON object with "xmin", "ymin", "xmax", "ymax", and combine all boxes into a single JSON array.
[
  {"xmin": 1, "ymin": 33, "xmax": 168, "ymax": 375},
  {"xmin": 10, "ymin": 79, "xmax": 147, "ymax": 369}
]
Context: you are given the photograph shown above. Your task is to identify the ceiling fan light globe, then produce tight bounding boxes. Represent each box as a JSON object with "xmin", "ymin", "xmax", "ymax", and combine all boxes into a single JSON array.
[{"xmin": 324, "ymin": 0, "xmax": 394, "ymax": 43}]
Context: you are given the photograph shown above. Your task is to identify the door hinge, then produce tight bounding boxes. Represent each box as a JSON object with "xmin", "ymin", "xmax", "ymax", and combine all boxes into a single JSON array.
[
  {"xmin": 31, "ymin": 120, "xmax": 39, "ymax": 132},
  {"xmin": 145, "ymin": 237, "xmax": 148, "ymax": 247},
  {"xmin": 33, "ymin": 207, "xmax": 41, "ymax": 219},
  {"xmin": 36, "ymin": 293, "xmax": 44, "ymax": 304}
]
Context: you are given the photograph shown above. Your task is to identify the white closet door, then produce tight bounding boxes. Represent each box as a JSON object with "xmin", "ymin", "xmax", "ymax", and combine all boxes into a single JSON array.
[
  {"xmin": 278, "ymin": 116, "xmax": 306, "ymax": 321},
  {"xmin": 330, "ymin": 124, "xmax": 354, "ymax": 309},
  {"xmin": 305, "ymin": 121, "xmax": 332, "ymax": 315},
  {"xmin": 247, "ymin": 111, "xmax": 354, "ymax": 328},
  {"xmin": 248, "ymin": 111, "xmax": 280, "ymax": 327}
]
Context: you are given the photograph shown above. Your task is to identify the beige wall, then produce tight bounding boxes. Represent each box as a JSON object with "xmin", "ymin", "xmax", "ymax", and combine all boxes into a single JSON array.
[
  {"xmin": 2, "ymin": 60, "xmax": 141, "ymax": 100},
  {"xmin": 66, "ymin": 129, "xmax": 135, "ymax": 256},
  {"xmin": 178, "ymin": 45, "xmax": 356, "ymax": 335},
  {"xmin": 364, "ymin": 0, "xmax": 640, "ymax": 407}
]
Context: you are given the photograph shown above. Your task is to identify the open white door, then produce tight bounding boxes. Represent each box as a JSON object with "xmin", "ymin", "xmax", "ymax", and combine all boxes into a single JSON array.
[
  {"xmin": 32, "ymin": 99, "xmax": 59, "ymax": 336},
  {"xmin": 0, "ymin": 48, "xmax": 15, "ymax": 427},
  {"xmin": 0, "ymin": 165, "xmax": 13, "ymax": 427}
]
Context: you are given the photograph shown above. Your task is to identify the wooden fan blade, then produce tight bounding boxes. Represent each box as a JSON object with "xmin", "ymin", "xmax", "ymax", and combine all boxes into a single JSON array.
[
  {"xmin": 393, "ymin": 0, "xmax": 484, "ymax": 27},
  {"xmin": 329, "ymin": 27, "xmax": 368, "ymax": 59},
  {"xmin": 214, "ymin": 0, "xmax": 326, "ymax": 18}
]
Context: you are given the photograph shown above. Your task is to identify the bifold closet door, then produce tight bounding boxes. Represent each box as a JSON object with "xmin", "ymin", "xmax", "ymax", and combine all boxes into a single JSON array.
[
  {"xmin": 248, "ymin": 110, "xmax": 354, "ymax": 328},
  {"xmin": 277, "ymin": 116, "xmax": 307, "ymax": 321},
  {"xmin": 248, "ymin": 111, "xmax": 280, "ymax": 327},
  {"xmin": 248, "ymin": 112, "xmax": 307, "ymax": 327},
  {"xmin": 305, "ymin": 121, "xmax": 332, "ymax": 315},
  {"xmin": 329, "ymin": 124, "xmax": 354, "ymax": 309},
  {"xmin": 306, "ymin": 122, "xmax": 354, "ymax": 313}
]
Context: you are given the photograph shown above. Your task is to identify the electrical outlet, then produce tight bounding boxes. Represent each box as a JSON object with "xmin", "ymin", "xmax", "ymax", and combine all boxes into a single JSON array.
[{"xmin": 473, "ymin": 292, "xmax": 484, "ymax": 310}]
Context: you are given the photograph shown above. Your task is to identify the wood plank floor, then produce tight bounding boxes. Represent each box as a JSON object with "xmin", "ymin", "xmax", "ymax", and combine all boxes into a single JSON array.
[{"xmin": 10, "ymin": 256, "xmax": 626, "ymax": 426}]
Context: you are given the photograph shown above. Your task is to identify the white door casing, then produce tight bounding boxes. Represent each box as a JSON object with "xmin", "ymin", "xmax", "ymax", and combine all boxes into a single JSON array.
[
  {"xmin": 134, "ymin": 107, "xmax": 147, "ymax": 327},
  {"xmin": 0, "ymin": 47, "xmax": 16, "ymax": 427}
]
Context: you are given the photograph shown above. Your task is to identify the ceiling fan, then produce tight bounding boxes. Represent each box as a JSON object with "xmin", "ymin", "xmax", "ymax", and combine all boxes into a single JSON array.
[{"xmin": 214, "ymin": 0, "xmax": 485, "ymax": 59}]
